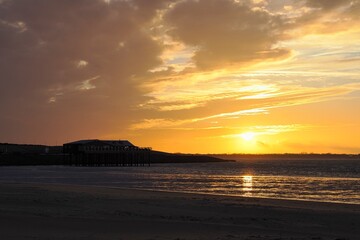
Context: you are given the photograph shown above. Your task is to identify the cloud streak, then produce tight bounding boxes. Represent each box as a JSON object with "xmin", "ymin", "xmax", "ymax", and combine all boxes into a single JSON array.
[{"xmin": 131, "ymin": 82, "xmax": 360, "ymax": 130}]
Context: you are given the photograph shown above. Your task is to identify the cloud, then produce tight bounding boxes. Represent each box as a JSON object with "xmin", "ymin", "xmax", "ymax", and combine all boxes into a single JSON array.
[
  {"xmin": 130, "ymin": 107, "xmax": 268, "ymax": 130},
  {"xmin": 291, "ymin": 0, "xmax": 360, "ymax": 34},
  {"xmin": 220, "ymin": 124, "xmax": 306, "ymax": 138},
  {"xmin": 305, "ymin": 0, "xmax": 353, "ymax": 11},
  {"xmin": 131, "ymin": 81, "xmax": 360, "ymax": 130},
  {"xmin": 0, "ymin": 0, "xmax": 166, "ymax": 143},
  {"xmin": 164, "ymin": 0, "xmax": 291, "ymax": 69},
  {"xmin": 0, "ymin": 0, "xmax": 359, "ymax": 153}
]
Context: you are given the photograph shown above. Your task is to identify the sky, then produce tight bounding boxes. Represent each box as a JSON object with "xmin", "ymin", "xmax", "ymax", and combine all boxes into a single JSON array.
[{"xmin": 0, "ymin": 0, "xmax": 359, "ymax": 154}]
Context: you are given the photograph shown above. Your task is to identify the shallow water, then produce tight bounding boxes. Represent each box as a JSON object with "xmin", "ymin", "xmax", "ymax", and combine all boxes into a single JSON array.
[{"xmin": 0, "ymin": 159, "xmax": 359, "ymax": 204}]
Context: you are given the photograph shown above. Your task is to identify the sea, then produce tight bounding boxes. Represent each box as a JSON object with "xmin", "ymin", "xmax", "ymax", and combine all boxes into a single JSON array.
[{"xmin": 0, "ymin": 159, "xmax": 359, "ymax": 204}]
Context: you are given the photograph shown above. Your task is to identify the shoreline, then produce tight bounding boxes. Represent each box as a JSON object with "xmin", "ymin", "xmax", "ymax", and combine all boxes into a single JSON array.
[
  {"xmin": 106, "ymin": 186, "xmax": 360, "ymax": 206},
  {"xmin": 0, "ymin": 182, "xmax": 359, "ymax": 239},
  {"xmin": 6, "ymin": 180, "xmax": 360, "ymax": 205},
  {"xmin": 1, "ymin": 178, "xmax": 359, "ymax": 206}
]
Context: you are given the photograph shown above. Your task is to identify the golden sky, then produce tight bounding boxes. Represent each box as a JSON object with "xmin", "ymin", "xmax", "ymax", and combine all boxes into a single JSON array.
[{"xmin": 0, "ymin": 0, "xmax": 359, "ymax": 153}]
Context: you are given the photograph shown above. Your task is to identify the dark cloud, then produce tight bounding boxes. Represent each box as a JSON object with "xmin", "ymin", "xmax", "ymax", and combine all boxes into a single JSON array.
[
  {"xmin": 341, "ymin": 0, "xmax": 360, "ymax": 19},
  {"xmin": 0, "ymin": 0, "xmax": 165, "ymax": 143},
  {"xmin": 295, "ymin": 0, "xmax": 360, "ymax": 33},
  {"xmin": 164, "ymin": 0, "xmax": 291, "ymax": 69},
  {"xmin": 305, "ymin": 0, "xmax": 352, "ymax": 10}
]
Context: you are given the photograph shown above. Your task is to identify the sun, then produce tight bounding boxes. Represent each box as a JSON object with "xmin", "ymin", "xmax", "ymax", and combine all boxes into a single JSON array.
[{"xmin": 240, "ymin": 132, "xmax": 255, "ymax": 141}]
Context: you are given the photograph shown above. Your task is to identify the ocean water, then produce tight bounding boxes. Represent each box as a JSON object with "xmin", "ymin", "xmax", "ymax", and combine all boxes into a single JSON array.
[{"xmin": 0, "ymin": 159, "xmax": 359, "ymax": 204}]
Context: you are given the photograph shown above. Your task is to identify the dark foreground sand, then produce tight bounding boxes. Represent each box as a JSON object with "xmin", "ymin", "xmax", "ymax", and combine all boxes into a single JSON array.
[{"xmin": 0, "ymin": 183, "xmax": 359, "ymax": 240}]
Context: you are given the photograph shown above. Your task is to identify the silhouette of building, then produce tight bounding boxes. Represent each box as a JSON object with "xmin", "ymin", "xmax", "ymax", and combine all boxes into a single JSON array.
[{"xmin": 63, "ymin": 139, "xmax": 151, "ymax": 166}]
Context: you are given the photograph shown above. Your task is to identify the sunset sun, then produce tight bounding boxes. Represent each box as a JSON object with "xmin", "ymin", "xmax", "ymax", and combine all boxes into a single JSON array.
[{"xmin": 240, "ymin": 132, "xmax": 256, "ymax": 141}]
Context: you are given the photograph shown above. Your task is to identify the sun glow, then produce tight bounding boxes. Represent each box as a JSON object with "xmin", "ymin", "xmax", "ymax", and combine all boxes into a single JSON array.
[{"xmin": 241, "ymin": 132, "xmax": 256, "ymax": 141}]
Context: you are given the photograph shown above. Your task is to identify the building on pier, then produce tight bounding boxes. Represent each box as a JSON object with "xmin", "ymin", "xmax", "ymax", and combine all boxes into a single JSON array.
[{"xmin": 63, "ymin": 139, "xmax": 151, "ymax": 166}]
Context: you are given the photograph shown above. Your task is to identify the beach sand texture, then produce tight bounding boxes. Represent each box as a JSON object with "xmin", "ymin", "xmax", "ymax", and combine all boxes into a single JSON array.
[{"xmin": 0, "ymin": 183, "xmax": 359, "ymax": 240}]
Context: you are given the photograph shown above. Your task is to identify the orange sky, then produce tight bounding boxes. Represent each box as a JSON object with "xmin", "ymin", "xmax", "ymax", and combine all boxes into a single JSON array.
[{"xmin": 0, "ymin": 0, "xmax": 359, "ymax": 153}]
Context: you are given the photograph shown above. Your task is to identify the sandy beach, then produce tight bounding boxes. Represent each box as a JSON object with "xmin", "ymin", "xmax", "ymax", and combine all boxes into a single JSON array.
[{"xmin": 0, "ymin": 183, "xmax": 359, "ymax": 240}]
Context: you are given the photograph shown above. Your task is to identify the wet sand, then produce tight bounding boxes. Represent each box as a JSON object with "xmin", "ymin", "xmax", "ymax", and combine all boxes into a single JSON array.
[{"xmin": 0, "ymin": 183, "xmax": 359, "ymax": 240}]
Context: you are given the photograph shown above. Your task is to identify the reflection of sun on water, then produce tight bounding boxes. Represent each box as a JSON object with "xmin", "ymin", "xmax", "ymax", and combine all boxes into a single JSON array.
[{"xmin": 242, "ymin": 175, "xmax": 253, "ymax": 196}]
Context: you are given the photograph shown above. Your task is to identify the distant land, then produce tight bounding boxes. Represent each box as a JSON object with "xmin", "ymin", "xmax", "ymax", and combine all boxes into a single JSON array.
[
  {"xmin": 1, "ymin": 142, "xmax": 359, "ymax": 166},
  {"xmin": 0, "ymin": 142, "xmax": 230, "ymax": 166},
  {"xmin": 209, "ymin": 153, "xmax": 360, "ymax": 161}
]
